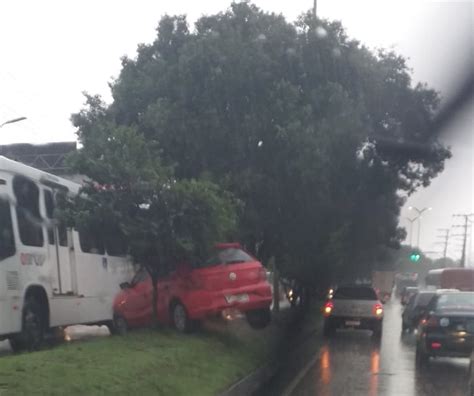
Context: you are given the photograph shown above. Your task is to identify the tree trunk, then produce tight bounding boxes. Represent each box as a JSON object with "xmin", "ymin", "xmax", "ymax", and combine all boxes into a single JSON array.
[
  {"xmin": 273, "ymin": 265, "xmax": 280, "ymax": 313},
  {"xmin": 151, "ymin": 274, "xmax": 159, "ymax": 329}
]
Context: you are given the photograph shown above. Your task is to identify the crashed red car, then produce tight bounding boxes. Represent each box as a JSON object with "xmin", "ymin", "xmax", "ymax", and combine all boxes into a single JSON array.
[{"xmin": 112, "ymin": 243, "xmax": 273, "ymax": 333}]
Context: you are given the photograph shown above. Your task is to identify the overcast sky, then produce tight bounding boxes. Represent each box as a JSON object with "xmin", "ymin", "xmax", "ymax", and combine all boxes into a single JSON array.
[{"xmin": 1, "ymin": 0, "xmax": 472, "ymax": 263}]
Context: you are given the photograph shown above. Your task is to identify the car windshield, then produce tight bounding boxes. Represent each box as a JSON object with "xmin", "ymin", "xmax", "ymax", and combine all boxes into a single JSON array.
[
  {"xmin": 199, "ymin": 248, "xmax": 254, "ymax": 268},
  {"xmin": 333, "ymin": 287, "xmax": 377, "ymax": 300},
  {"xmin": 435, "ymin": 293, "xmax": 474, "ymax": 311}
]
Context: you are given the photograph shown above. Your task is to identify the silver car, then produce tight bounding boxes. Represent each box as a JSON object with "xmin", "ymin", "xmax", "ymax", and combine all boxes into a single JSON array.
[{"xmin": 323, "ymin": 285, "xmax": 384, "ymax": 338}]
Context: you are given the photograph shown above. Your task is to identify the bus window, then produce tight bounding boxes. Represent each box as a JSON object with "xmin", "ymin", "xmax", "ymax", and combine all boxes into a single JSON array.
[
  {"xmin": 13, "ymin": 176, "xmax": 44, "ymax": 247},
  {"xmin": 78, "ymin": 226, "xmax": 105, "ymax": 254},
  {"xmin": 104, "ymin": 227, "xmax": 127, "ymax": 257},
  {"xmin": 44, "ymin": 190, "xmax": 68, "ymax": 247},
  {"xmin": 44, "ymin": 190, "xmax": 55, "ymax": 245},
  {"xmin": 0, "ymin": 198, "xmax": 15, "ymax": 260}
]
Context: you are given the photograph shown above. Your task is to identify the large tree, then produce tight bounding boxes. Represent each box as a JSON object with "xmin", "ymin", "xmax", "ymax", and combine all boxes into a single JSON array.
[
  {"xmin": 71, "ymin": 2, "xmax": 450, "ymax": 293},
  {"xmin": 63, "ymin": 94, "xmax": 238, "ymax": 325}
]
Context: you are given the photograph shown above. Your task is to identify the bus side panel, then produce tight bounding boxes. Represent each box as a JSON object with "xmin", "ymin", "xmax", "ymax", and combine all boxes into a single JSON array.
[
  {"xmin": 72, "ymin": 233, "xmax": 133, "ymax": 297},
  {"xmin": 0, "ymin": 259, "xmax": 23, "ymax": 336},
  {"xmin": 441, "ymin": 269, "xmax": 474, "ymax": 291},
  {"xmin": 49, "ymin": 296, "xmax": 113, "ymax": 327}
]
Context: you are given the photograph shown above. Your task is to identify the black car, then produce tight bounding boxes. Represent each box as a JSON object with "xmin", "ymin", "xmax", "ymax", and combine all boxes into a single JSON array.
[
  {"xmin": 416, "ymin": 291, "xmax": 474, "ymax": 366},
  {"xmin": 402, "ymin": 291, "xmax": 436, "ymax": 332},
  {"xmin": 401, "ymin": 286, "xmax": 419, "ymax": 305}
]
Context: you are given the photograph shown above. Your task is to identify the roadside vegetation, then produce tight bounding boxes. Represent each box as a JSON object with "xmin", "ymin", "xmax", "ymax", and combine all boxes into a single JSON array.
[
  {"xmin": 64, "ymin": 2, "xmax": 450, "ymax": 301},
  {"xmin": 0, "ymin": 320, "xmax": 283, "ymax": 396}
]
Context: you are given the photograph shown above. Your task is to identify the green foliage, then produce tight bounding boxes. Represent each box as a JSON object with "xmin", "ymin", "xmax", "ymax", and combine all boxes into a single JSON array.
[
  {"xmin": 64, "ymin": 95, "xmax": 238, "ymax": 274},
  {"xmin": 68, "ymin": 2, "xmax": 451, "ymax": 287},
  {"xmin": 0, "ymin": 328, "xmax": 273, "ymax": 396}
]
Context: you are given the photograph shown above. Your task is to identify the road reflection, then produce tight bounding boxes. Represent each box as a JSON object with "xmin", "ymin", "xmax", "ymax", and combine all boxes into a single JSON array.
[{"xmin": 291, "ymin": 300, "xmax": 469, "ymax": 396}]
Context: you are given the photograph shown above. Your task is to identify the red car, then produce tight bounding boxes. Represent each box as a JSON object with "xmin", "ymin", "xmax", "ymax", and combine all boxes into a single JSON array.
[{"xmin": 112, "ymin": 243, "xmax": 272, "ymax": 333}]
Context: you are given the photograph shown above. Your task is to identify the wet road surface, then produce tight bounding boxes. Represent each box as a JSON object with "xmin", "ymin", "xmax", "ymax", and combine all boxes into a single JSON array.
[{"xmin": 272, "ymin": 299, "xmax": 471, "ymax": 396}]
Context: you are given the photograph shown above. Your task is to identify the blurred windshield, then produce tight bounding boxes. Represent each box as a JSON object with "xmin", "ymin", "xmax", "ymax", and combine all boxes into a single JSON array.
[
  {"xmin": 198, "ymin": 248, "xmax": 254, "ymax": 268},
  {"xmin": 333, "ymin": 286, "xmax": 377, "ymax": 300},
  {"xmin": 435, "ymin": 293, "xmax": 474, "ymax": 311}
]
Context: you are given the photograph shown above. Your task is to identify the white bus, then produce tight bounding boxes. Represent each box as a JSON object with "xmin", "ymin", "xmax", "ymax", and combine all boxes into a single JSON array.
[{"xmin": 0, "ymin": 156, "xmax": 135, "ymax": 350}]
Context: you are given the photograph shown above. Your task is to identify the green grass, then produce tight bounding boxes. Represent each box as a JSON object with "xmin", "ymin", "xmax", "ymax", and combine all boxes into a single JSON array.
[{"xmin": 0, "ymin": 324, "xmax": 279, "ymax": 396}]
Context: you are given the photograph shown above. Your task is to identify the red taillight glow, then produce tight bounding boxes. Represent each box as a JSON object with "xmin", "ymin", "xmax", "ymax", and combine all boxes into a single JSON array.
[
  {"xmin": 431, "ymin": 342, "xmax": 442, "ymax": 349},
  {"xmin": 373, "ymin": 303, "xmax": 383, "ymax": 316},
  {"xmin": 426, "ymin": 317, "xmax": 439, "ymax": 328},
  {"xmin": 323, "ymin": 301, "xmax": 333, "ymax": 316}
]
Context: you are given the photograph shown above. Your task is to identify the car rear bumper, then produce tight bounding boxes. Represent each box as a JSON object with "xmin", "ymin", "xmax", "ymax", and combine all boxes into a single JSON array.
[
  {"xmin": 326, "ymin": 316, "xmax": 383, "ymax": 330},
  {"xmin": 184, "ymin": 283, "xmax": 273, "ymax": 320},
  {"xmin": 423, "ymin": 332, "xmax": 474, "ymax": 357}
]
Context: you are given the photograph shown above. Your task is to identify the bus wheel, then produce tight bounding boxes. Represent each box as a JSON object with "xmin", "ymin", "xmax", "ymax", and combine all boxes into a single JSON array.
[{"xmin": 10, "ymin": 298, "xmax": 44, "ymax": 352}]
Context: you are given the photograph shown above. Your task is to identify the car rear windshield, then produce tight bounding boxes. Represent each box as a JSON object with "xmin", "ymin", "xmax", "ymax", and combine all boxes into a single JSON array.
[
  {"xmin": 435, "ymin": 293, "xmax": 474, "ymax": 311},
  {"xmin": 199, "ymin": 248, "xmax": 254, "ymax": 268},
  {"xmin": 333, "ymin": 286, "xmax": 377, "ymax": 300},
  {"xmin": 415, "ymin": 293, "xmax": 435, "ymax": 307}
]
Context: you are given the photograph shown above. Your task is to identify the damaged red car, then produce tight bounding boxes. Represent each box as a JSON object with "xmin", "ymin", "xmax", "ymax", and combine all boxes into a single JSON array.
[{"xmin": 112, "ymin": 243, "xmax": 273, "ymax": 333}]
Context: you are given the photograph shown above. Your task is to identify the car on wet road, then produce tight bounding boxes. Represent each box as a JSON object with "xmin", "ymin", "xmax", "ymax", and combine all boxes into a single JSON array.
[
  {"xmin": 322, "ymin": 285, "xmax": 384, "ymax": 338},
  {"xmin": 402, "ymin": 290, "xmax": 436, "ymax": 333},
  {"xmin": 401, "ymin": 286, "xmax": 419, "ymax": 305},
  {"xmin": 416, "ymin": 291, "xmax": 474, "ymax": 367}
]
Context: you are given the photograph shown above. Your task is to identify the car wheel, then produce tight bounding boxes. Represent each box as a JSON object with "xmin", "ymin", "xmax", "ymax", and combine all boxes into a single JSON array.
[
  {"xmin": 323, "ymin": 319, "xmax": 336, "ymax": 337},
  {"xmin": 171, "ymin": 302, "xmax": 194, "ymax": 333},
  {"xmin": 416, "ymin": 344, "xmax": 429, "ymax": 367},
  {"xmin": 110, "ymin": 314, "xmax": 128, "ymax": 336},
  {"xmin": 246, "ymin": 308, "xmax": 271, "ymax": 330},
  {"xmin": 10, "ymin": 298, "xmax": 45, "ymax": 352}
]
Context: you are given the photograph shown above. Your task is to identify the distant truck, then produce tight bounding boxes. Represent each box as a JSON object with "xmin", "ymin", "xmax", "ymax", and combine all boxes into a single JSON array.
[
  {"xmin": 425, "ymin": 268, "xmax": 474, "ymax": 291},
  {"xmin": 372, "ymin": 271, "xmax": 395, "ymax": 303}
]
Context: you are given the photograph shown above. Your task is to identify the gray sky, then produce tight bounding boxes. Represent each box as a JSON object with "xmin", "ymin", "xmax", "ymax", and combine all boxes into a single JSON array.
[{"xmin": 1, "ymin": 0, "xmax": 473, "ymax": 263}]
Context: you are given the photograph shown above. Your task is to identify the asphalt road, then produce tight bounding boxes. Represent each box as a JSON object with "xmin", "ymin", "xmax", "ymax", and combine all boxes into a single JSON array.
[{"xmin": 270, "ymin": 299, "xmax": 471, "ymax": 396}]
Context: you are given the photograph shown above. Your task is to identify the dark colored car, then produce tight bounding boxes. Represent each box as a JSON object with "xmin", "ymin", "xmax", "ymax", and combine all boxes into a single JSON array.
[
  {"xmin": 416, "ymin": 291, "xmax": 474, "ymax": 366},
  {"xmin": 402, "ymin": 291, "xmax": 436, "ymax": 332},
  {"xmin": 401, "ymin": 286, "xmax": 419, "ymax": 305}
]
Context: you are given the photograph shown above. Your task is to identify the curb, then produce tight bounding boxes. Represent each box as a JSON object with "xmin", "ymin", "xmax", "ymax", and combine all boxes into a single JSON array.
[
  {"xmin": 218, "ymin": 362, "xmax": 279, "ymax": 396},
  {"xmin": 219, "ymin": 306, "xmax": 320, "ymax": 396}
]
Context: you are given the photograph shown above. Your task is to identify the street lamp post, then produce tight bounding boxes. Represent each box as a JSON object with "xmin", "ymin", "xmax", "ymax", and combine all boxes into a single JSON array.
[
  {"xmin": 406, "ymin": 217, "xmax": 418, "ymax": 247},
  {"xmin": 0, "ymin": 117, "xmax": 27, "ymax": 128},
  {"xmin": 408, "ymin": 206, "xmax": 432, "ymax": 248}
]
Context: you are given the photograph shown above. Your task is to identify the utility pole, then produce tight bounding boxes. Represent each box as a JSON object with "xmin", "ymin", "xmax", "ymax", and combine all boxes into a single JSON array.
[
  {"xmin": 313, "ymin": 0, "xmax": 317, "ymax": 18},
  {"xmin": 452, "ymin": 213, "xmax": 473, "ymax": 268},
  {"xmin": 435, "ymin": 228, "xmax": 450, "ymax": 267}
]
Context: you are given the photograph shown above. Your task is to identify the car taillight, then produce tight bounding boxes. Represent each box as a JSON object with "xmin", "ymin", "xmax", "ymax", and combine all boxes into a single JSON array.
[
  {"xmin": 425, "ymin": 316, "xmax": 439, "ymax": 328},
  {"xmin": 373, "ymin": 303, "xmax": 383, "ymax": 316},
  {"xmin": 323, "ymin": 301, "xmax": 333, "ymax": 317},
  {"xmin": 430, "ymin": 342, "xmax": 442, "ymax": 349}
]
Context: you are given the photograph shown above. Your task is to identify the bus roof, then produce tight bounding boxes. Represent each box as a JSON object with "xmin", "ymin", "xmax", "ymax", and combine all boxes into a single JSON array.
[{"xmin": 0, "ymin": 155, "xmax": 81, "ymax": 194}]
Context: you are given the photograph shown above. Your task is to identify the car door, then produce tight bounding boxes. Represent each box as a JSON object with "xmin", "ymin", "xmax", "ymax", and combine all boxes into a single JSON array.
[
  {"xmin": 123, "ymin": 268, "xmax": 153, "ymax": 328},
  {"xmin": 403, "ymin": 294, "xmax": 416, "ymax": 325}
]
